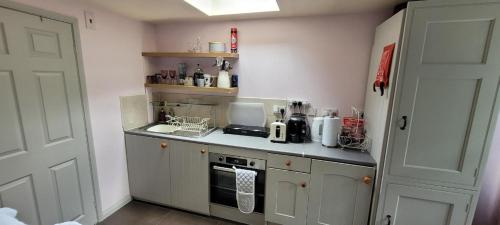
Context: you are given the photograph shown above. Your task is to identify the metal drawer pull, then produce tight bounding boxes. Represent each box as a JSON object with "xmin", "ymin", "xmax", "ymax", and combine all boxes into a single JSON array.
[{"xmin": 213, "ymin": 166, "xmax": 235, "ymax": 173}]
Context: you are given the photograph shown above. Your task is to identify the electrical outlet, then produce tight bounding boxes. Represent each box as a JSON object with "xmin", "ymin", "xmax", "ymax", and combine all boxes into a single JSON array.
[
  {"xmin": 84, "ymin": 10, "xmax": 96, "ymax": 30},
  {"xmin": 273, "ymin": 105, "xmax": 286, "ymax": 114}
]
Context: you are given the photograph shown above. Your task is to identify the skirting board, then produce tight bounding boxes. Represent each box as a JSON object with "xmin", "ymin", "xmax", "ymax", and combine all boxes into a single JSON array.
[{"xmin": 99, "ymin": 195, "xmax": 132, "ymax": 222}]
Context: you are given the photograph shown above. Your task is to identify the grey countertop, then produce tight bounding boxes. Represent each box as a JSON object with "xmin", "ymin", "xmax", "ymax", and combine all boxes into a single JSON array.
[{"xmin": 125, "ymin": 128, "xmax": 376, "ymax": 167}]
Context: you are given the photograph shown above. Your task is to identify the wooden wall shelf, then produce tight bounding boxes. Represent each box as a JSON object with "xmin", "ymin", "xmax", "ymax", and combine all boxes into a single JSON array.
[
  {"xmin": 144, "ymin": 83, "xmax": 238, "ymax": 96},
  {"xmin": 142, "ymin": 52, "xmax": 239, "ymax": 59}
]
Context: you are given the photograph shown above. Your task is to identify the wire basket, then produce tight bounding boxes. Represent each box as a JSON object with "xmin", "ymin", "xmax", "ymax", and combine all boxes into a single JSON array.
[{"xmin": 165, "ymin": 116, "xmax": 210, "ymax": 133}]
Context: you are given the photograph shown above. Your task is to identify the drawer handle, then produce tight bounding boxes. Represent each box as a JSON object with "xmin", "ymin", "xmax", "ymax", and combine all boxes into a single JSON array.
[
  {"xmin": 300, "ymin": 182, "xmax": 307, "ymax": 188},
  {"xmin": 160, "ymin": 142, "xmax": 168, "ymax": 149},
  {"xmin": 285, "ymin": 160, "xmax": 292, "ymax": 166},
  {"xmin": 362, "ymin": 176, "xmax": 372, "ymax": 184},
  {"xmin": 201, "ymin": 149, "xmax": 207, "ymax": 154}
]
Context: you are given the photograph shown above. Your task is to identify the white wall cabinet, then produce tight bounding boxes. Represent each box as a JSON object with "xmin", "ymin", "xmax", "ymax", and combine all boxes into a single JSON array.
[
  {"xmin": 125, "ymin": 134, "xmax": 172, "ymax": 205},
  {"xmin": 381, "ymin": 184, "xmax": 471, "ymax": 225},
  {"xmin": 307, "ymin": 160, "xmax": 375, "ymax": 225},
  {"xmin": 265, "ymin": 168, "xmax": 310, "ymax": 225},
  {"xmin": 170, "ymin": 140, "xmax": 210, "ymax": 215}
]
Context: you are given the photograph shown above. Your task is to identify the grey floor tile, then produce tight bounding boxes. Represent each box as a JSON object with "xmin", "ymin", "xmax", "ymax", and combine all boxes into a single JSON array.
[
  {"xmin": 158, "ymin": 210, "xmax": 218, "ymax": 225},
  {"xmin": 98, "ymin": 201, "xmax": 171, "ymax": 225}
]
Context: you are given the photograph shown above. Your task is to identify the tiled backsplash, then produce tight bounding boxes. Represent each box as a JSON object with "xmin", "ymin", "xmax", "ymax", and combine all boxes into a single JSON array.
[{"xmin": 150, "ymin": 92, "xmax": 287, "ymax": 128}]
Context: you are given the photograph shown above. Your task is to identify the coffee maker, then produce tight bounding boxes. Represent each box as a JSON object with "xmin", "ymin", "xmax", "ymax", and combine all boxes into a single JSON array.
[{"xmin": 286, "ymin": 101, "xmax": 309, "ymax": 143}]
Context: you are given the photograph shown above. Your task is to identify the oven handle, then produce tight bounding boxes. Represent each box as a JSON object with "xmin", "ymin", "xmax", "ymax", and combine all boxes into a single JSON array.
[{"xmin": 213, "ymin": 165, "xmax": 236, "ymax": 173}]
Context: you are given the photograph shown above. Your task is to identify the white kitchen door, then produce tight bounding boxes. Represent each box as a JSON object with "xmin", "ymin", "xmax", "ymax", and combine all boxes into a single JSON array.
[{"xmin": 0, "ymin": 6, "xmax": 98, "ymax": 225}]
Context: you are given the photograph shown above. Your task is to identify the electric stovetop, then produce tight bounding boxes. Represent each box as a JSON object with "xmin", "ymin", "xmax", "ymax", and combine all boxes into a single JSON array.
[{"xmin": 223, "ymin": 124, "xmax": 270, "ymax": 138}]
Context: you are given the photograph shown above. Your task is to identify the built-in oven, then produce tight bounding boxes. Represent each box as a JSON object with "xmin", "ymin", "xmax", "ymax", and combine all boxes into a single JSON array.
[{"xmin": 209, "ymin": 153, "xmax": 266, "ymax": 213}]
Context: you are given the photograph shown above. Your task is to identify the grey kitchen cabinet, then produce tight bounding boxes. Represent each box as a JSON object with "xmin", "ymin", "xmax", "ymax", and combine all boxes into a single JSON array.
[
  {"xmin": 307, "ymin": 160, "xmax": 375, "ymax": 225},
  {"xmin": 170, "ymin": 140, "xmax": 210, "ymax": 215},
  {"xmin": 265, "ymin": 168, "xmax": 310, "ymax": 225},
  {"xmin": 381, "ymin": 183, "xmax": 471, "ymax": 225},
  {"xmin": 125, "ymin": 134, "xmax": 172, "ymax": 205}
]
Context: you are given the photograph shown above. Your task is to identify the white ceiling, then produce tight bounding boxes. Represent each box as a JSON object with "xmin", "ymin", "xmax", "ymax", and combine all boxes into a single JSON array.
[{"xmin": 85, "ymin": 0, "xmax": 406, "ymax": 23}]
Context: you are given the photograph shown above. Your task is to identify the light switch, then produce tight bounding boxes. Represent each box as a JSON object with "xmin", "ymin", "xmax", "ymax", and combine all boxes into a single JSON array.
[{"xmin": 84, "ymin": 10, "xmax": 96, "ymax": 30}]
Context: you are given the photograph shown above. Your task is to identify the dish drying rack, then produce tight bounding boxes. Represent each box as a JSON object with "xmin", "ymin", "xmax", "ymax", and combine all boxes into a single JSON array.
[
  {"xmin": 165, "ymin": 115, "xmax": 211, "ymax": 133},
  {"xmin": 152, "ymin": 101, "xmax": 217, "ymax": 137}
]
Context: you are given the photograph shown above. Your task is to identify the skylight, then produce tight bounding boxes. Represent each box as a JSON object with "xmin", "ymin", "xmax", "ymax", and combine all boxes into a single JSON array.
[{"xmin": 184, "ymin": 0, "xmax": 280, "ymax": 16}]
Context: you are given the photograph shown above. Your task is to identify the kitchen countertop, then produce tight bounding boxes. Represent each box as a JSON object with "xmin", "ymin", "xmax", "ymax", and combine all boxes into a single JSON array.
[{"xmin": 125, "ymin": 128, "xmax": 376, "ymax": 167}]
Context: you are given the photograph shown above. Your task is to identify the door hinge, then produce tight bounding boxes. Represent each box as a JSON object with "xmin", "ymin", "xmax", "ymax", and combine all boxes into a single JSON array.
[
  {"xmin": 466, "ymin": 203, "xmax": 470, "ymax": 212},
  {"xmin": 474, "ymin": 168, "xmax": 479, "ymax": 177}
]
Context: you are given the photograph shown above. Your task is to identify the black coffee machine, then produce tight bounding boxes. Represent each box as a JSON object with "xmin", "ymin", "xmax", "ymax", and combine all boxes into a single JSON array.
[{"xmin": 287, "ymin": 101, "xmax": 310, "ymax": 143}]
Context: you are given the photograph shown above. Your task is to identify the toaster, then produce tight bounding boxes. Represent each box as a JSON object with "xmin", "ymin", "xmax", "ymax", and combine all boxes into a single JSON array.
[{"xmin": 270, "ymin": 121, "xmax": 287, "ymax": 143}]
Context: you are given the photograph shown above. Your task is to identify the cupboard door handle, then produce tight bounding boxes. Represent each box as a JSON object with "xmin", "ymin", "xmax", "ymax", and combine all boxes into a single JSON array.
[
  {"xmin": 285, "ymin": 160, "xmax": 292, "ymax": 166},
  {"xmin": 300, "ymin": 182, "xmax": 307, "ymax": 188},
  {"xmin": 386, "ymin": 215, "xmax": 392, "ymax": 225},
  {"xmin": 399, "ymin": 116, "xmax": 407, "ymax": 130},
  {"xmin": 201, "ymin": 149, "xmax": 207, "ymax": 154},
  {"xmin": 160, "ymin": 142, "xmax": 168, "ymax": 149},
  {"xmin": 362, "ymin": 176, "xmax": 372, "ymax": 184}
]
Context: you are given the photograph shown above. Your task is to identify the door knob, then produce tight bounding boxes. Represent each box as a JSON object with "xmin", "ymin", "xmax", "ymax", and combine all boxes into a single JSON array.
[
  {"xmin": 386, "ymin": 215, "xmax": 392, "ymax": 225},
  {"xmin": 160, "ymin": 142, "xmax": 168, "ymax": 149},
  {"xmin": 362, "ymin": 176, "xmax": 372, "ymax": 184},
  {"xmin": 285, "ymin": 160, "xmax": 292, "ymax": 166},
  {"xmin": 300, "ymin": 182, "xmax": 307, "ymax": 188},
  {"xmin": 399, "ymin": 116, "xmax": 407, "ymax": 130},
  {"xmin": 201, "ymin": 149, "xmax": 207, "ymax": 154}
]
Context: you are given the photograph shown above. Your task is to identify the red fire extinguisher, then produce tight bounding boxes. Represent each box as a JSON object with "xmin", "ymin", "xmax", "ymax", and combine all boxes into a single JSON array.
[{"xmin": 231, "ymin": 28, "xmax": 237, "ymax": 53}]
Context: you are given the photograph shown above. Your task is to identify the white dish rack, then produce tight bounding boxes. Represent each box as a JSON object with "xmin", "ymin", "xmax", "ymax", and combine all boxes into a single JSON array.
[
  {"xmin": 151, "ymin": 101, "xmax": 217, "ymax": 137},
  {"xmin": 165, "ymin": 115, "xmax": 211, "ymax": 134}
]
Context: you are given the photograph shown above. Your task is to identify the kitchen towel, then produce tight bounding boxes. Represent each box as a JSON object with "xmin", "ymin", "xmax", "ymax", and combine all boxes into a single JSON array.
[{"xmin": 233, "ymin": 166, "xmax": 257, "ymax": 214}]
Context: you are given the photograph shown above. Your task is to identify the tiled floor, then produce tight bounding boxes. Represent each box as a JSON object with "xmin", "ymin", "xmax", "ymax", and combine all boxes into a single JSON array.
[{"xmin": 98, "ymin": 201, "xmax": 242, "ymax": 225}]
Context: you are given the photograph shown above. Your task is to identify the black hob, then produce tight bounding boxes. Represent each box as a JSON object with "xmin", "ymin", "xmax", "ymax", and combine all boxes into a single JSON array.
[{"xmin": 223, "ymin": 124, "xmax": 270, "ymax": 138}]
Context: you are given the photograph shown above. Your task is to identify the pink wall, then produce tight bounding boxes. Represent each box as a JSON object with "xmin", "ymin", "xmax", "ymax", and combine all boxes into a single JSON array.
[
  {"xmin": 11, "ymin": 0, "xmax": 156, "ymax": 218},
  {"xmin": 154, "ymin": 12, "xmax": 389, "ymax": 114},
  {"xmin": 474, "ymin": 116, "xmax": 500, "ymax": 225}
]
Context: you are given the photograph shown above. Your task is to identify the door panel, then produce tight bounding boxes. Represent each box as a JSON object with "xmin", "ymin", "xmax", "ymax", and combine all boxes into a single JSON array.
[
  {"xmin": 307, "ymin": 160, "xmax": 375, "ymax": 225},
  {"xmin": 0, "ymin": 70, "xmax": 26, "ymax": 158},
  {"xmin": 49, "ymin": 159, "xmax": 85, "ymax": 222},
  {"xmin": 0, "ymin": 176, "xmax": 40, "ymax": 225},
  {"xmin": 265, "ymin": 168, "xmax": 310, "ymax": 225},
  {"xmin": 37, "ymin": 71, "xmax": 73, "ymax": 143},
  {"xmin": 0, "ymin": 22, "xmax": 7, "ymax": 54},
  {"xmin": 0, "ymin": 6, "xmax": 97, "ymax": 225},
  {"xmin": 382, "ymin": 184, "xmax": 470, "ymax": 225},
  {"xmin": 170, "ymin": 141, "xmax": 209, "ymax": 215},
  {"xmin": 389, "ymin": 1, "xmax": 500, "ymax": 186}
]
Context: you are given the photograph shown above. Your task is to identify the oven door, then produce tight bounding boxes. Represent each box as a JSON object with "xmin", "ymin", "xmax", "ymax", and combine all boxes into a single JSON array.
[{"xmin": 210, "ymin": 163, "xmax": 265, "ymax": 213}]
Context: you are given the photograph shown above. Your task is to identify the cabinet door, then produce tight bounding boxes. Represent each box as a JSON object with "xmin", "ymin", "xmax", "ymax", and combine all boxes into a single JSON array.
[
  {"xmin": 382, "ymin": 184, "xmax": 470, "ymax": 225},
  {"xmin": 170, "ymin": 140, "xmax": 210, "ymax": 214},
  {"xmin": 125, "ymin": 134, "xmax": 171, "ymax": 205},
  {"xmin": 265, "ymin": 168, "xmax": 310, "ymax": 225},
  {"xmin": 388, "ymin": 1, "xmax": 500, "ymax": 186},
  {"xmin": 307, "ymin": 160, "xmax": 375, "ymax": 225}
]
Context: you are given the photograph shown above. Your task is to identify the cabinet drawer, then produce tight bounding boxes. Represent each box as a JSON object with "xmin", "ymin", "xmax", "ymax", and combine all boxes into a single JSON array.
[{"xmin": 268, "ymin": 154, "xmax": 311, "ymax": 173}]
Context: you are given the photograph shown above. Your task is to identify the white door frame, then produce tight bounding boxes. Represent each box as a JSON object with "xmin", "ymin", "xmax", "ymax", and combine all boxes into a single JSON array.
[{"xmin": 0, "ymin": 0, "xmax": 103, "ymax": 220}]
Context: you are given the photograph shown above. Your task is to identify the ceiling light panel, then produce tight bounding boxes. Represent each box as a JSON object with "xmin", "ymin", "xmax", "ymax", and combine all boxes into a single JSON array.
[{"xmin": 184, "ymin": 0, "xmax": 280, "ymax": 16}]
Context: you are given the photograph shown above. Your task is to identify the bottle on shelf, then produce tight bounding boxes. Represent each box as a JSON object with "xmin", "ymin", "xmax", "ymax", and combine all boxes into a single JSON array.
[{"xmin": 193, "ymin": 64, "xmax": 204, "ymax": 86}]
